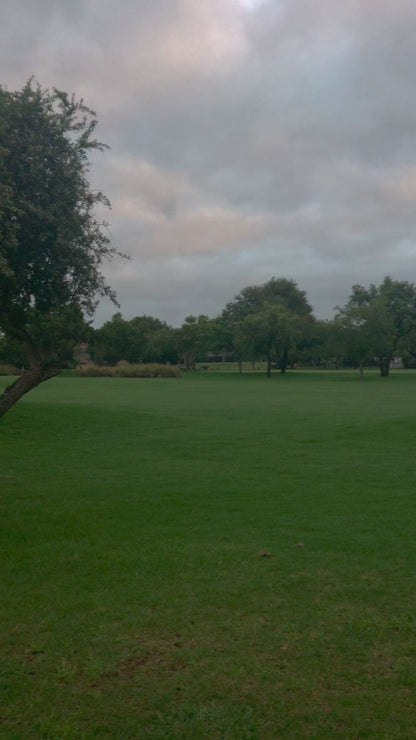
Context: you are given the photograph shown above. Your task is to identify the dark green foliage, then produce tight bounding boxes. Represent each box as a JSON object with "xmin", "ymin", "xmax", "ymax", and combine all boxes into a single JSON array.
[
  {"xmin": 0, "ymin": 331, "xmax": 28, "ymax": 367},
  {"xmin": 336, "ymin": 277, "xmax": 416, "ymax": 376},
  {"xmin": 91, "ymin": 313, "xmax": 178, "ymax": 365},
  {"xmin": 91, "ymin": 313, "xmax": 144, "ymax": 364},
  {"xmin": 0, "ymin": 80, "xmax": 121, "ymax": 416},
  {"xmin": 236, "ymin": 304, "xmax": 302, "ymax": 376},
  {"xmin": 176, "ymin": 314, "xmax": 216, "ymax": 368},
  {"xmin": 145, "ymin": 325, "xmax": 179, "ymax": 365},
  {"xmin": 222, "ymin": 277, "xmax": 314, "ymax": 373},
  {"xmin": 223, "ymin": 277, "xmax": 313, "ymax": 321}
]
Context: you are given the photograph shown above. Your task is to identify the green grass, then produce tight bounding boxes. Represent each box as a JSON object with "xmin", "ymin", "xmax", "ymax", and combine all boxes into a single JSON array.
[{"xmin": 1, "ymin": 370, "xmax": 416, "ymax": 738}]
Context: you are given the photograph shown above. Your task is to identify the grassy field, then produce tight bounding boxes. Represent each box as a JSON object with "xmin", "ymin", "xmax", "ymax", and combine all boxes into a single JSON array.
[{"xmin": 1, "ymin": 370, "xmax": 416, "ymax": 739}]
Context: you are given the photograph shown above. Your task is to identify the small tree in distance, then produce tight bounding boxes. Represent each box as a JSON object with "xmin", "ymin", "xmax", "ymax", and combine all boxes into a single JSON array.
[
  {"xmin": 0, "ymin": 80, "xmax": 123, "ymax": 417},
  {"xmin": 336, "ymin": 278, "xmax": 416, "ymax": 377},
  {"xmin": 236, "ymin": 304, "xmax": 302, "ymax": 377},
  {"xmin": 222, "ymin": 277, "xmax": 314, "ymax": 374}
]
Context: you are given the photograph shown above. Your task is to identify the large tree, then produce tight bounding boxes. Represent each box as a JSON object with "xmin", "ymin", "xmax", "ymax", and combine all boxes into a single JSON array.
[
  {"xmin": 0, "ymin": 80, "xmax": 121, "ymax": 417},
  {"xmin": 336, "ymin": 277, "xmax": 416, "ymax": 376},
  {"xmin": 236, "ymin": 303, "xmax": 302, "ymax": 377},
  {"xmin": 176, "ymin": 315, "xmax": 215, "ymax": 369},
  {"xmin": 222, "ymin": 277, "xmax": 314, "ymax": 373}
]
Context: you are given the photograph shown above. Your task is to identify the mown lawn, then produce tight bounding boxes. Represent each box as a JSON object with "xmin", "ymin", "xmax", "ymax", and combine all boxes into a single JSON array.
[{"xmin": 1, "ymin": 370, "xmax": 416, "ymax": 739}]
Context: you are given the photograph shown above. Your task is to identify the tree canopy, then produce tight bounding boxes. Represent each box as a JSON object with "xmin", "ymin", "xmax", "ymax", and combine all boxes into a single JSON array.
[
  {"xmin": 336, "ymin": 277, "xmax": 416, "ymax": 376},
  {"xmin": 0, "ymin": 80, "xmax": 121, "ymax": 416},
  {"xmin": 222, "ymin": 278, "xmax": 314, "ymax": 374},
  {"xmin": 91, "ymin": 313, "xmax": 175, "ymax": 365}
]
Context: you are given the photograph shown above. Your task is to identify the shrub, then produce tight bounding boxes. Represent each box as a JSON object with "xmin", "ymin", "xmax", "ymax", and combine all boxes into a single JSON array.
[
  {"xmin": 76, "ymin": 364, "xmax": 181, "ymax": 378},
  {"xmin": 0, "ymin": 364, "xmax": 21, "ymax": 376}
]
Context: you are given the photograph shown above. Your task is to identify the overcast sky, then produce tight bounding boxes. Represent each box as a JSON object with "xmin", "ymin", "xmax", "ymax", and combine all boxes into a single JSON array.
[{"xmin": 2, "ymin": 0, "xmax": 416, "ymax": 325}]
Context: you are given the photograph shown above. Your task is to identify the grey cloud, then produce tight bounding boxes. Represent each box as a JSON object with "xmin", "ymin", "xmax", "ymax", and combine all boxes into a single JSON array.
[{"xmin": 2, "ymin": 0, "xmax": 416, "ymax": 326}]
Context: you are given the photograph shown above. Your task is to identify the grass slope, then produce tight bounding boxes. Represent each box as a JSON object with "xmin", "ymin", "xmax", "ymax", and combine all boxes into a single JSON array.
[{"xmin": 1, "ymin": 371, "xmax": 416, "ymax": 738}]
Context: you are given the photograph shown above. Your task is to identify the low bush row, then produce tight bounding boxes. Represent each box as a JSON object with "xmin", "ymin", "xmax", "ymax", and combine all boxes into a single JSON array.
[
  {"xmin": 0, "ymin": 364, "xmax": 21, "ymax": 376},
  {"xmin": 76, "ymin": 364, "xmax": 181, "ymax": 378}
]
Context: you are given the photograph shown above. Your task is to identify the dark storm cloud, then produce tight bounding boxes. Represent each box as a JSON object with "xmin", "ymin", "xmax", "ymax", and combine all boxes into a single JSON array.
[{"xmin": 2, "ymin": 0, "xmax": 416, "ymax": 325}]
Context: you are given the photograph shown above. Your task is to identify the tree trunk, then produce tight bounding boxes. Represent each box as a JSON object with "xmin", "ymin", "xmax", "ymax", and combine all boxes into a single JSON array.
[
  {"xmin": 359, "ymin": 362, "xmax": 364, "ymax": 379},
  {"xmin": 0, "ymin": 367, "xmax": 61, "ymax": 418},
  {"xmin": 279, "ymin": 348, "xmax": 288, "ymax": 374},
  {"xmin": 238, "ymin": 359, "xmax": 242, "ymax": 374},
  {"xmin": 266, "ymin": 356, "xmax": 271, "ymax": 378},
  {"xmin": 379, "ymin": 358, "xmax": 390, "ymax": 377}
]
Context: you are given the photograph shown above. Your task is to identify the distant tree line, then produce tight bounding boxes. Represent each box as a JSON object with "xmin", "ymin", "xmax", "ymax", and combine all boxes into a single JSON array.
[{"xmin": 4, "ymin": 275, "xmax": 415, "ymax": 379}]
